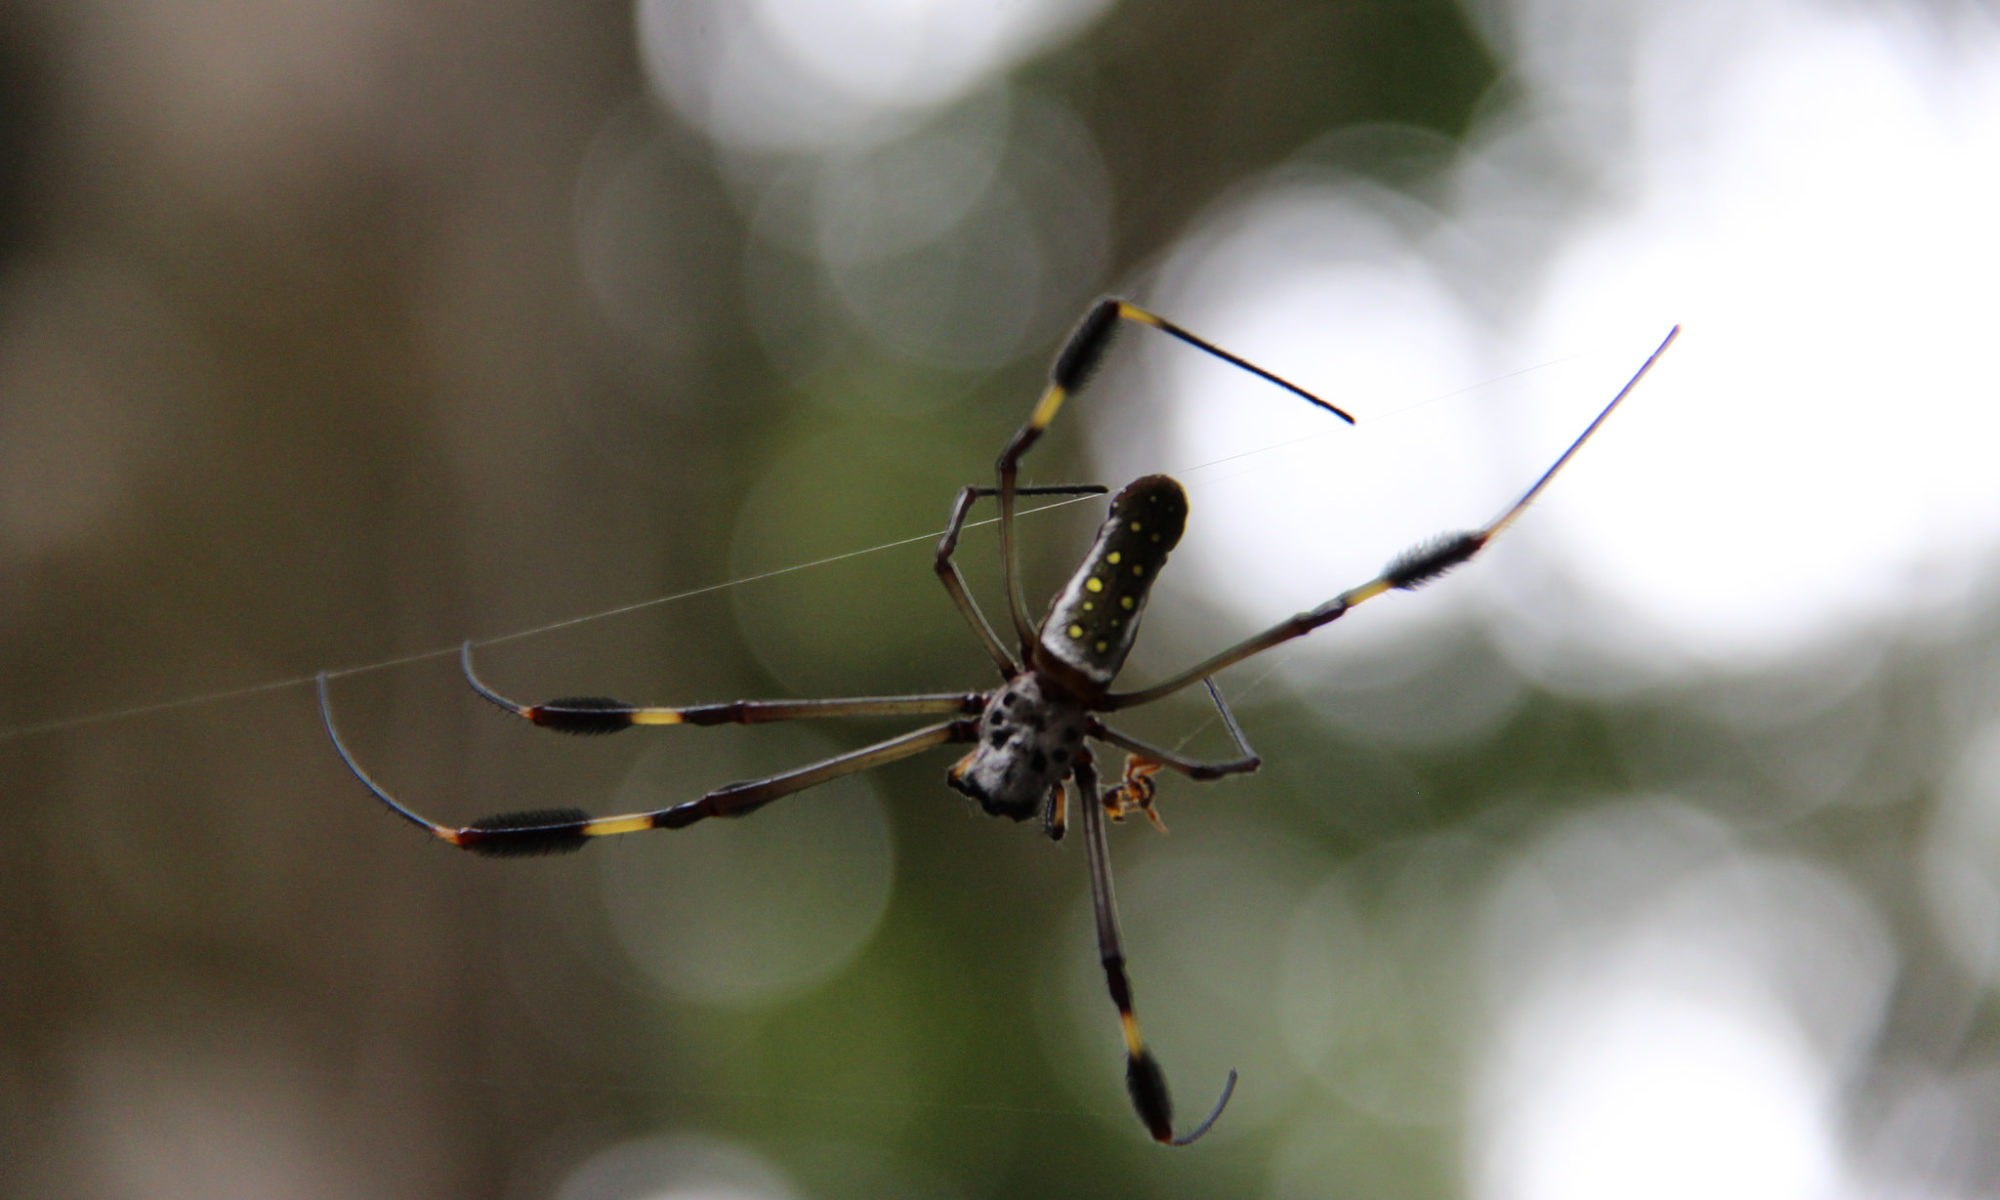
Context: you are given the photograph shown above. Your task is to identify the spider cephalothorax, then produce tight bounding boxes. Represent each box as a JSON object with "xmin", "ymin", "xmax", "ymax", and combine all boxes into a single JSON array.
[{"xmin": 949, "ymin": 668, "xmax": 1088, "ymax": 821}]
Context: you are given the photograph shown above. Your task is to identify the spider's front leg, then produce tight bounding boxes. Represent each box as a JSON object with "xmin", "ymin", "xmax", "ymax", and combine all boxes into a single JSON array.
[
  {"xmin": 992, "ymin": 298, "xmax": 1353, "ymax": 649},
  {"xmin": 1101, "ymin": 325, "xmax": 1682, "ymax": 712}
]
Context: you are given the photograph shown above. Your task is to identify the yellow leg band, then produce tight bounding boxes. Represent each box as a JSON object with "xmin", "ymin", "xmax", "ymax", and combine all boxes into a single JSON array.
[
  {"xmin": 584, "ymin": 814, "xmax": 656, "ymax": 837},
  {"xmin": 1119, "ymin": 1012, "xmax": 1147, "ymax": 1057},
  {"xmin": 1029, "ymin": 385, "xmax": 1068, "ymax": 431},
  {"xmin": 1346, "ymin": 578, "xmax": 1393, "ymax": 606}
]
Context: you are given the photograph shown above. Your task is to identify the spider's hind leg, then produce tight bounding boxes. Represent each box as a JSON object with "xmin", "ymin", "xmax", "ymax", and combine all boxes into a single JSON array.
[{"xmin": 992, "ymin": 298, "xmax": 1355, "ymax": 648}]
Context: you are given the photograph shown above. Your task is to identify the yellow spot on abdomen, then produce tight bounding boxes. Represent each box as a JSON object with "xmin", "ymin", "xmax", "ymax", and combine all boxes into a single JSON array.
[
  {"xmin": 1086, "ymin": 577, "xmax": 1103, "ymax": 593},
  {"xmin": 1067, "ymin": 624, "xmax": 1084, "ymax": 639},
  {"xmin": 1120, "ymin": 596, "xmax": 1135, "ymax": 610},
  {"xmin": 1107, "ymin": 551, "xmax": 1122, "ymax": 565}
]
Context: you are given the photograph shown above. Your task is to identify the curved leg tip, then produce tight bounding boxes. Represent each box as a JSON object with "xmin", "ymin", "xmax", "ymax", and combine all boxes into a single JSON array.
[
  {"xmin": 1130, "ymin": 1052, "xmax": 1239, "ymax": 1147},
  {"xmin": 1166, "ymin": 1067, "xmax": 1238, "ymax": 1147}
]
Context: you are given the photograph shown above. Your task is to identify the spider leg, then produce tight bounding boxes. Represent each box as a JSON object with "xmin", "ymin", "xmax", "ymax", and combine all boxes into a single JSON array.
[
  {"xmin": 995, "ymin": 298, "xmax": 1355, "ymax": 651},
  {"xmin": 1091, "ymin": 679, "xmax": 1262, "ymax": 782},
  {"xmin": 1104, "ymin": 326, "xmax": 1681, "ymax": 711},
  {"xmin": 1089, "ymin": 680, "xmax": 1260, "ymax": 831},
  {"xmin": 1075, "ymin": 748, "xmax": 1237, "ymax": 1145},
  {"xmin": 319, "ymin": 671, "xmax": 977, "ymax": 856},
  {"xmin": 937, "ymin": 484, "xmax": 1107, "ymax": 677},
  {"xmin": 1042, "ymin": 782, "xmax": 1068, "ymax": 842},
  {"xmin": 460, "ymin": 642, "xmax": 985, "ymax": 733}
]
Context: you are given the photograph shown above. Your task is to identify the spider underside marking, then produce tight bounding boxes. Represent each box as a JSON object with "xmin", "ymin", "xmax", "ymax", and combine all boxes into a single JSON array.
[{"xmin": 320, "ymin": 299, "xmax": 1678, "ymax": 1144}]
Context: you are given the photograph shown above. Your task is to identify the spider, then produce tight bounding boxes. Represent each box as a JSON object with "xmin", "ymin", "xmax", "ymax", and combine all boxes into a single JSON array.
[{"xmin": 319, "ymin": 300, "xmax": 1678, "ymax": 1145}]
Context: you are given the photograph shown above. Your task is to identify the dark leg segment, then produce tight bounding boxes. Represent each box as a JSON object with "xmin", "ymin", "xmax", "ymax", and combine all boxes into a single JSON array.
[
  {"xmin": 1075, "ymin": 749, "xmax": 1238, "ymax": 1145},
  {"xmin": 461, "ymin": 642, "xmax": 984, "ymax": 733}
]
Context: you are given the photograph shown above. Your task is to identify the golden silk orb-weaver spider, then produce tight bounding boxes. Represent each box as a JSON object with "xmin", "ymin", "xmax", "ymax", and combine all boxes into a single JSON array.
[{"xmin": 319, "ymin": 300, "xmax": 1679, "ymax": 1145}]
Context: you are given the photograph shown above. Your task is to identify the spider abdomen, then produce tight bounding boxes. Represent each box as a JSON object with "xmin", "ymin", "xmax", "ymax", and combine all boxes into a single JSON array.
[
  {"xmin": 1036, "ymin": 475, "xmax": 1188, "ymax": 690},
  {"xmin": 948, "ymin": 673, "xmax": 1087, "ymax": 821}
]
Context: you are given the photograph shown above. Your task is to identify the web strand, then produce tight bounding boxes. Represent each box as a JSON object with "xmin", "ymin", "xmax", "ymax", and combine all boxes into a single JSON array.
[
  {"xmin": 0, "ymin": 498, "xmax": 1097, "ymax": 742},
  {"xmin": 0, "ymin": 349, "xmax": 1604, "ymax": 744}
]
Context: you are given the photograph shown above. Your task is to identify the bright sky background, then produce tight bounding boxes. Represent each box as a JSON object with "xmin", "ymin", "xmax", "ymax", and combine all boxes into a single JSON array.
[{"xmin": 1126, "ymin": 0, "xmax": 2000, "ymax": 690}]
